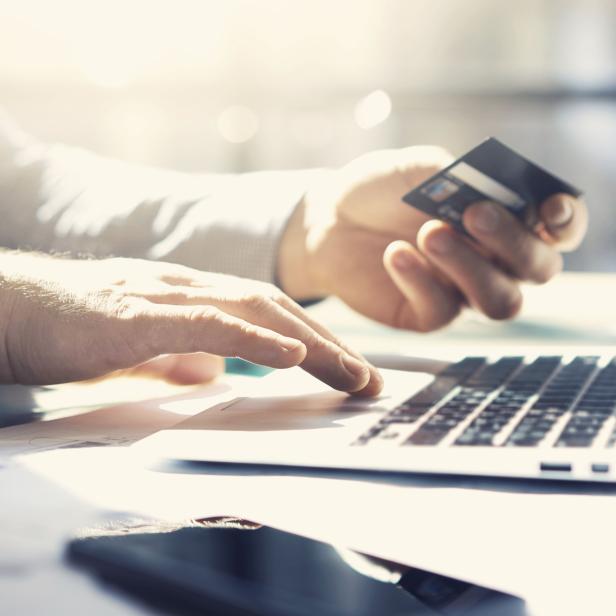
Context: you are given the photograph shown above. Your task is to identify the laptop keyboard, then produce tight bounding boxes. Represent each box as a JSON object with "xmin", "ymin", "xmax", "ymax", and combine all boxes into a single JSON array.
[{"xmin": 354, "ymin": 356, "xmax": 616, "ymax": 448}]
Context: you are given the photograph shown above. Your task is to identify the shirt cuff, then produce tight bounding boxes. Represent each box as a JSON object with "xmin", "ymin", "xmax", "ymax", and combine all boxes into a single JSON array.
[{"xmin": 148, "ymin": 169, "xmax": 326, "ymax": 285}]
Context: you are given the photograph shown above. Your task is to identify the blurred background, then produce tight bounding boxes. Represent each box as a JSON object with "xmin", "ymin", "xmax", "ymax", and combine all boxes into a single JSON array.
[{"xmin": 1, "ymin": 0, "xmax": 615, "ymax": 270}]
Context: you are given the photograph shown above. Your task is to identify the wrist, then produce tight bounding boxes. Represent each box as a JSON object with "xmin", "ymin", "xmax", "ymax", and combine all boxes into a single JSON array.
[
  {"xmin": 0, "ymin": 258, "xmax": 21, "ymax": 383},
  {"xmin": 277, "ymin": 196, "xmax": 326, "ymax": 301},
  {"xmin": 0, "ymin": 251, "xmax": 69, "ymax": 383}
]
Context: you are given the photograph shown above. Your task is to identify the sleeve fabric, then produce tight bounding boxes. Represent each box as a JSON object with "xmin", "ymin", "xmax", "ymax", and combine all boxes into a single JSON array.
[{"xmin": 0, "ymin": 111, "xmax": 320, "ymax": 284}]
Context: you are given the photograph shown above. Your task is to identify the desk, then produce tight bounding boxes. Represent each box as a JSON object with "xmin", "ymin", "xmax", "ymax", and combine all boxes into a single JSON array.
[{"xmin": 2, "ymin": 272, "xmax": 616, "ymax": 615}]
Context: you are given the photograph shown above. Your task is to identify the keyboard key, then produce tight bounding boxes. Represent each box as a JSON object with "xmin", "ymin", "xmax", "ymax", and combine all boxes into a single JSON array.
[
  {"xmin": 404, "ymin": 429, "xmax": 448, "ymax": 446},
  {"xmin": 438, "ymin": 357, "xmax": 487, "ymax": 379},
  {"xmin": 456, "ymin": 357, "xmax": 561, "ymax": 446},
  {"xmin": 557, "ymin": 436, "xmax": 595, "ymax": 448},
  {"xmin": 455, "ymin": 431, "xmax": 493, "ymax": 446},
  {"xmin": 506, "ymin": 356, "xmax": 601, "ymax": 447},
  {"xmin": 354, "ymin": 355, "xmax": 616, "ymax": 450},
  {"xmin": 352, "ymin": 368, "xmax": 466, "ymax": 445},
  {"xmin": 380, "ymin": 412, "xmax": 423, "ymax": 424},
  {"xmin": 554, "ymin": 360, "xmax": 616, "ymax": 447},
  {"xmin": 506, "ymin": 418, "xmax": 554, "ymax": 446},
  {"xmin": 403, "ymin": 377, "xmax": 460, "ymax": 407},
  {"xmin": 464, "ymin": 357, "xmax": 523, "ymax": 388}
]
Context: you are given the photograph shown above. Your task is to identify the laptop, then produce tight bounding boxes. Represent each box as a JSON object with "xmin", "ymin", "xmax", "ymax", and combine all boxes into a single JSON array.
[{"xmin": 139, "ymin": 348, "xmax": 616, "ymax": 483}]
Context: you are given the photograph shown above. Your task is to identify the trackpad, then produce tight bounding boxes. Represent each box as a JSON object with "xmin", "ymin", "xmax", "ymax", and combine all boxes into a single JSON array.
[{"xmin": 141, "ymin": 367, "xmax": 433, "ymax": 464}]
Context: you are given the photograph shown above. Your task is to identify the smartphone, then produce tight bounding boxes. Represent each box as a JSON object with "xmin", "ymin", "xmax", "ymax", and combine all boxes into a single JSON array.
[
  {"xmin": 67, "ymin": 525, "xmax": 428, "ymax": 616},
  {"xmin": 67, "ymin": 524, "xmax": 525, "ymax": 616}
]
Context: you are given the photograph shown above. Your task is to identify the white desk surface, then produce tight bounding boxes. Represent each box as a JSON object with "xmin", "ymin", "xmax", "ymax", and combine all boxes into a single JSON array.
[{"xmin": 3, "ymin": 272, "xmax": 616, "ymax": 616}]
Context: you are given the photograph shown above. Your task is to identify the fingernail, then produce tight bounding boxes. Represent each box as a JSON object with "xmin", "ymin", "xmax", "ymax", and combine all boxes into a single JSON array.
[
  {"xmin": 341, "ymin": 353, "xmax": 370, "ymax": 379},
  {"xmin": 471, "ymin": 202, "xmax": 500, "ymax": 233},
  {"xmin": 547, "ymin": 198, "xmax": 573, "ymax": 227},
  {"xmin": 426, "ymin": 231, "xmax": 454, "ymax": 254},
  {"xmin": 392, "ymin": 250, "xmax": 415, "ymax": 271}
]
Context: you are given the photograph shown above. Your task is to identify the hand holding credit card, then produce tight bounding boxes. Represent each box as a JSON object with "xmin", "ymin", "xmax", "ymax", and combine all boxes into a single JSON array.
[
  {"xmin": 280, "ymin": 138, "xmax": 587, "ymax": 335},
  {"xmin": 402, "ymin": 138, "xmax": 582, "ymax": 235}
]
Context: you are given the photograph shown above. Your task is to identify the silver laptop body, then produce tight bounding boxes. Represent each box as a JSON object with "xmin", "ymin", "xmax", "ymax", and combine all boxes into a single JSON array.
[{"xmin": 140, "ymin": 348, "xmax": 616, "ymax": 483}]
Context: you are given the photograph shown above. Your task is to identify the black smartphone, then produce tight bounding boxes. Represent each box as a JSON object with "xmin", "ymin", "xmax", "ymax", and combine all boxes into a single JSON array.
[
  {"xmin": 66, "ymin": 525, "xmax": 431, "ymax": 616},
  {"xmin": 67, "ymin": 524, "xmax": 526, "ymax": 616}
]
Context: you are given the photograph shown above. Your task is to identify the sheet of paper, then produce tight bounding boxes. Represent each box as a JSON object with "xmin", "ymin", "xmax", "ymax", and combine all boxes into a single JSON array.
[
  {"xmin": 0, "ymin": 375, "xmax": 250, "ymax": 459},
  {"xmin": 17, "ymin": 445, "xmax": 616, "ymax": 616}
]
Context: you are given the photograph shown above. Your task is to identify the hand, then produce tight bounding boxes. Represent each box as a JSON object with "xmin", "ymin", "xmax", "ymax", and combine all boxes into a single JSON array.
[
  {"xmin": 0, "ymin": 253, "xmax": 382, "ymax": 394},
  {"xmin": 278, "ymin": 147, "xmax": 588, "ymax": 330}
]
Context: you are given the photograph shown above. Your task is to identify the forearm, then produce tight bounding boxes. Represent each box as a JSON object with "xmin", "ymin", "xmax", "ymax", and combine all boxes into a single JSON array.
[
  {"xmin": 0, "ymin": 297, "xmax": 13, "ymax": 384},
  {"xmin": 277, "ymin": 197, "xmax": 324, "ymax": 300},
  {"xmin": 0, "ymin": 250, "xmax": 96, "ymax": 383},
  {"xmin": 0, "ymin": 113, "xmax": 322, "ymax": 285},
  {"xmin": 0, "ymin": 250, "xmax": 24, "ymax": 382}
]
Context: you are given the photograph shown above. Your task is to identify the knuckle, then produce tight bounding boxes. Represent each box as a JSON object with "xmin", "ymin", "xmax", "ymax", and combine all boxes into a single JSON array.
[
  {"xmin": 102, "ymin": 291, "xmax": 142, "ymax": 322},
  {"xmin": 189, "ymin": 305, "xmax": 223, "ymax": 325},
  {"xmin": 272, "ymin": 290, "xmax": 298, "ymax": 312},
  {"xmin": 229, "ymin": 322, "xmax": 263, "ymax": 358},
  {"xmin": 242, "ymin": 292, "xmax": 273, "ymax": 314},
  {"xmin": 271, "ymin": 288, "xmax": 289, "ymax": 305},
  {"xmin": 302, "ymin": 330, "xmax": 328, "ymax": 352},
  {"xmin": 237, "ymin": 320, "xmax": 259, "ymax": 340}
]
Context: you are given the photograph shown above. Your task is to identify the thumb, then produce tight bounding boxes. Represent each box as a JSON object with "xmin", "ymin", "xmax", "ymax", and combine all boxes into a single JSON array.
[{"xmin": 124, "ymin": 352, "xmax": 225, "ymax": 385}]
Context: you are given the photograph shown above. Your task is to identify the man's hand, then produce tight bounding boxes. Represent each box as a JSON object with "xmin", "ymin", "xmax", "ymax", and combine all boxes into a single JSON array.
[
  {"xmin": 278, "ymin": 146, "xmax": 588, "ymax": 331},
  {"xmin": 0, "ymin": 253, "xmax": 381, "ymax": 394}
]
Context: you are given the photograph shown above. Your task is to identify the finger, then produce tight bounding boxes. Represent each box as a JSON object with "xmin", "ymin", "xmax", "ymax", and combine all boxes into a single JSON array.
[
  {"xmin": 273, "ymin": 295, "xmax": 383, "ymax": 397},
  {"xmin": 130, "ymin": 304, "xmax": 307, "ymax": 370},
  {"xmin": 538, "ymin": 193, "xmax": 588, "ymax": 251},
  {"xmin": 212, "ymin": 295, "xmax": 372, "ymax": 394},
  {"xmin": 136, "ymin": 280, "xmax": 378, "ymax": 395},
  {"xmin": 462, "ymin": 201, "xmax": 563, "ymax": 284},
  {"xmin": 418, "ymin": 221, "xmax": 523, "ymax": 320},
  {"xmin": 128, "ymin": 353, "xmax": 225, "ymax": 385},
  {"xmin": 121, "ymin": 285, "xmax": 372, "ymax": 394},
  {"xmin": 383, "ymin": 240, "xmax": 463, "ymax": 332}
]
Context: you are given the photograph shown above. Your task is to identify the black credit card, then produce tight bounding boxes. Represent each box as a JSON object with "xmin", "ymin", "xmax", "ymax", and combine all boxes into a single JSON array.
[{"xmin": 401, "ymin": 137, "xmax": 583, "ymax": 234}]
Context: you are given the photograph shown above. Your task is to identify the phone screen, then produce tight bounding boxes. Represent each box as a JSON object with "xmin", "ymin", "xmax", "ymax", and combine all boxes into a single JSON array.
[{"xmin": 67, "ymin": 525, "xmax": 427, "ymax": 616}]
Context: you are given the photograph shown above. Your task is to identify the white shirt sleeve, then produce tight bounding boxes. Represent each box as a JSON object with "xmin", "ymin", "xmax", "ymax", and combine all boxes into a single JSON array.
[{"xmin": 0, "ymin": 111, "xmax": 321, "ymax": 283}]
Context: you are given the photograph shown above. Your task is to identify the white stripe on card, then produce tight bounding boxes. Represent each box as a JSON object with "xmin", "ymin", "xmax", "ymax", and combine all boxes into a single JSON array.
[{"xmin": 448, "ymin": 162, "xmax": 526, "ymax": 210}]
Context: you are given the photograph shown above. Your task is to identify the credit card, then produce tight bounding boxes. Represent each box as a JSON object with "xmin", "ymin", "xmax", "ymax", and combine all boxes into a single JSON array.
[{"xmin": 401, "ymin": 137, "xmax": 582, "ymax": 234}]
